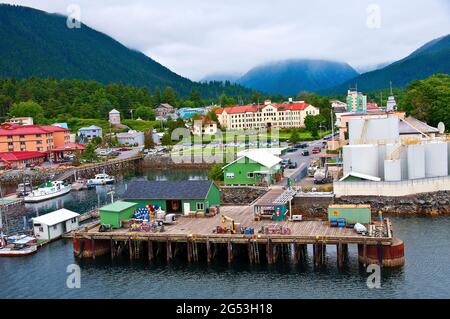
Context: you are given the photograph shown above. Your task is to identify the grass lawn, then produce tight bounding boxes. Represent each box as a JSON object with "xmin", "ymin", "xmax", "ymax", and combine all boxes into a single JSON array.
[{"xmin": 122, "ymin": 119, "xmax": 156, "ymax": 132}]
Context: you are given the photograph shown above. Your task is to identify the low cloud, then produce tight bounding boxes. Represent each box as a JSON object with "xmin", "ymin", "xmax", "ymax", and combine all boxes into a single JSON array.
[{"xmin": 3, "ymin": 0, "xmax": 450, "ymax": 80}]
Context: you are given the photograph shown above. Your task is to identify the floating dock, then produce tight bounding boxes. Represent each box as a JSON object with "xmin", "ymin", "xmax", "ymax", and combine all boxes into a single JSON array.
[{"xmin": 72, "ymin": 205, "xmax": 404, "ymax": 268}]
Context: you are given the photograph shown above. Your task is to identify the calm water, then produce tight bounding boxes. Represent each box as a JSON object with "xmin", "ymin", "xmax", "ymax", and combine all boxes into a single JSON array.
[{"xmin": 1, "ymin": 168, "xmax": 450, "ymax": 299}]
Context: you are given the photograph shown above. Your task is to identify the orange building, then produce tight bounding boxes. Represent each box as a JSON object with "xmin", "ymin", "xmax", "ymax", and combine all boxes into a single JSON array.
[{"xmin": 0, "ymin": 123, "xmax": 70, "ymax": 153}]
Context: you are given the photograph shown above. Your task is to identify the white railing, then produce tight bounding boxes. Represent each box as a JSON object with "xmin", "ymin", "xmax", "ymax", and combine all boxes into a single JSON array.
[{"xmin": 334, "ymin": 176, "xmax": 450, "ymax": 197}]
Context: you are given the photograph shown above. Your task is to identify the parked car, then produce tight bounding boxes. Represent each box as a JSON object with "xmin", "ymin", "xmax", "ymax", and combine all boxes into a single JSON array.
[
  {"xmin": 118, "ymin": 147, "xmax": 132, "ymax": 152},
  {"xmin": 287, "ymin": 148, "xmax": 296, "ymax": 153},
  {"xmin": 299, "ymin": 143, "xmax": 308, "ymax": 148},
  {"xmin": 288, "ymin": 162, "xmax": 298, "ymax": 169},
  {"xmin": 301, "ymin": 150, "xmax": 310, "ymax": 156},
  {"xmin": 280, "ymin": 159, "xmax": 291, "ymax": 168},
  {"xmin": 312, "ymin": 147, "xmax": 321, "ymax": 154}
]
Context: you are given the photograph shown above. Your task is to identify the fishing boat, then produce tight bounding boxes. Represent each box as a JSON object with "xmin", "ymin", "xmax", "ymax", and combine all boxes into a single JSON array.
[
  {"xmin": 87, "ymin": 173, "xmax": 115, "ymax": 186},
  {"xmin": 0, "ymin": 234, "xmax": 37, "ymax": 257},
  {"xmin": 23, "ymin": 181, "xmax": 71, "ymax": 203}
]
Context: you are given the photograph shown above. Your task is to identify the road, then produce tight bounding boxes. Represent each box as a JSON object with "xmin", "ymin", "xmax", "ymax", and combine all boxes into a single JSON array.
[
  {"xmin": 115, "ymin": 147, "xmax": 141, "ymax": 160},
  {"xmin": 278, "ymin": 140, "xmax": 326, "ymax": 186}
]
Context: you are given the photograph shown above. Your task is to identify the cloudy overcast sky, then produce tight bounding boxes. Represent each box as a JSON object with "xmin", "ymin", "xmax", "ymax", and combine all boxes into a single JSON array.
[{"xmin": 3, "ymin": 0, "xmax": 450, "ymax": 80}]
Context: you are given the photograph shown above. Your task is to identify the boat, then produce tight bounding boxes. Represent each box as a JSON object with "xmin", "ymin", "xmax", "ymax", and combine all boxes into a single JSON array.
[
  {"xmin": 87, "ymin": 173, "xmax": 115, "ymax": 186},
  {"xmin": 16, "ymin": 182, "xmax": 33, "ymax": 197},
  {"xmin": 71, "ymin": 178, "xmax": 95, "ymax": 191},
  {"xmin": 23, "ymin": 181, "xmax": 71, "ymax": 203},
  {"xmin": 0, "ymin": 234, "xmax": 37, "ymax": 257}
]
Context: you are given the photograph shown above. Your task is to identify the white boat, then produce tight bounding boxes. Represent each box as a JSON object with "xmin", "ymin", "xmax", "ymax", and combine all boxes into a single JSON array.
[
  {"xmin": 87, "ymin": 173, "xmax": 115, "ymax": 185},
  {"xmin": 0, "ymin": 234, "xmax": 37, "ymax": 257},
  {"xmin": 16, "ymin": 182, "xmax": 33, "ymax": 197},
  {"xmin": 23, "ymin": 181, "xmax": 71, "ymax": 203}
]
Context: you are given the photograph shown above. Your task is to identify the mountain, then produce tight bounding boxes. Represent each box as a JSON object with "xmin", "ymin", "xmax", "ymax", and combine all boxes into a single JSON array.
[
  {"xmin": 322, "ymin": 34, "xmax": 450, "ymax": 94},
  {"xmin": 0, "ymin": 4, "xmax": 254, "ymax": 98},
  {"xmin": 200, "ymin": 72, "xmax": 241, "ymax": 83},
  {"xmin": 353, "ymin": 61, "xmax": 392, "ymax": 74},
  {"xmin": 235, "ymin": 59, "xmax": 359, "ymax": 95}
]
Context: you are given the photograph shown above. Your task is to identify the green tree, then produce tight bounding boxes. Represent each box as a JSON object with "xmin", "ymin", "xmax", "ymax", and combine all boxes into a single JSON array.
[
  {"xmin": 290, "ymin": 129, "xmax": 301, "ymax": 143},
  {"xmin": 161, "ymin": 132, "xmax": 173, "ymax": 146},
  {"xmin": 398, "ymin": 74, "xmax": 450, "ymax": 131},
  {"xmin": 8, "ymin": 100, "xmax": 45, "ymax": 123},
  {"xmin": 304, "ymin": 115, "xmax": 319, "ymax": 138},
  {"xmin": 135, "ymin": 105, "xmax": 156, "ymax": 120},
  {"xmin": 208, "ymin": 163, "xmax": 224, "ymax": 181},
  {"xmin": 81, "ymin": 142, "xmax": 99, "ymax": 162},
  {"xmin": 162, "ymin": 86, "xmax": 177, "ymax": 105},
  {"xmin": 144, "ymin": 130, "xmax": 155, "ymax": 149}
]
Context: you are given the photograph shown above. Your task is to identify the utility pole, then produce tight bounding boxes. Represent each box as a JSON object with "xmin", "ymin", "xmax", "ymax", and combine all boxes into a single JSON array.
[
  {"xmin": 331, "ymin": 108, "xmax": 335, "ymax": 146},
  {"xmin": 130, "ymin": 109, "xmax": 134, "ymax": 121}
]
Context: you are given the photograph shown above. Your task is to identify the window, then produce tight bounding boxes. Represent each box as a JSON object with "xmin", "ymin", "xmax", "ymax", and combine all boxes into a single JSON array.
[
  {"xmin": 247, "ymin": 173, "xmax": 254, "ymax": 178},
  {"xmin": 226, "ymin": 172, "xmax": 235, "ymax": 178},
  {"xmin": 196, "ymin": 202, "xmax": 204, "ymax": 210},
  {"xmin": 53, "ymin": 225, "xmax": 57, "ymax": 230},
  {"xmin": 71, "ymin": 218, "xmax": 77, "ymax": 223}
]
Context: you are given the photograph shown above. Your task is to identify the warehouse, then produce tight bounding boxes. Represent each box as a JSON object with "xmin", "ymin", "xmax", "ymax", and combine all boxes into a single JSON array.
[{"xmin": 121, "ymin": 180, "xmax": 220, "ymax": 215}]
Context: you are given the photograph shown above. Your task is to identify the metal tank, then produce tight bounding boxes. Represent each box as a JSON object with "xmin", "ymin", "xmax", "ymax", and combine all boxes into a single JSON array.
[
  {"xmin": 424, "ymin": 141, "xmax": 448, "ymax": 177},
  {"xmin": 377, "ymin": 144, "xmax": 386, "ymax": 180},
  {"xmin": 343, "ymin": 146, "xmax": 352, "ymax": 176},
  {"xmin": 384, "ymin": 159, "xmax": 402, "ymax": 181},
  {"xmin": 347, "ymin": 144, "xmax": 379, "ymax": 177},
  {"xmin": 407, "ymin": 143, "xmax": 425, "ymax": 180},
  {"xmin": 348, "ymin": 117, "xmax": 399, "ymax": 145}
]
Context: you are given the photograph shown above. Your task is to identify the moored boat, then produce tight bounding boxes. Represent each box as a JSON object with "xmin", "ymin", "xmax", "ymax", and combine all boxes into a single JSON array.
[
  {"xmin": 0, "ymin": 234, "xmax": 37, "ymax": 257},
  {"xmin": 16, "ymin": 182, "xmax": 33, "ymax": 197},
  {"xmin": 23, "ymin": 181, "xmax": 71, "ymax": 203},
  {"xmin": 87, "ymin": 173, "xmax": 115, "ymax": 186}
]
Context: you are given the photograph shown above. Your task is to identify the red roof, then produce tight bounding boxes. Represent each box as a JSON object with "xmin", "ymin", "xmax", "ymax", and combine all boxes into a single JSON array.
[
  {"xmin": 367, "ymin": 103, "xmax": 379, "ymax": 110},
  {"xmin": 0, "ymin": 123, "xmax": 69, "ymax": 136},
  {"xmin": 0, "ymin": 151, "xmax": 46, "ymax": 162},
  {"xmin": 51, "ymin": 142, "xmax": 85, "ymax": 151},
  {"xmin": 215, "ymin": 101, "xmax": 314, "ymax": 115}
]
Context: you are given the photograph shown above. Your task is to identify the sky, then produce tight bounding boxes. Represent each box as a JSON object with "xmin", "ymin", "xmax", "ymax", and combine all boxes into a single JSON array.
[{"xmin": 3, "ymin": 0, "xmax": 450, "ymax": 80}]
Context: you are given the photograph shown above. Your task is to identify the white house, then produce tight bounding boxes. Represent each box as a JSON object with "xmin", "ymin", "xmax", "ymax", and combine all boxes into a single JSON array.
[
  {"xmin": 192, "ymin": 117, "xmax": 218, "ymax": 136},
  {"xmin": 32, "ymin": 209, "xmax": 80, "ymax": 241},
  {"xmin": 109, "ymin": 109, "xmax": 121, "ymax": 125},
  {"xmin": 116, "ymin": 130, "xmax": 144, "ymax": 146},
  {"xmin": 78, "ymin": 125, "xmax": 103, "ymax": 141},
  {"xmin": 8, "ymin": 117, "xmax": 34, "ymax": 125}
]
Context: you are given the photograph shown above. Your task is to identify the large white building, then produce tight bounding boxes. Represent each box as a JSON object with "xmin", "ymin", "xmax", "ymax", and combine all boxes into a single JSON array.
[
  {"xmin": 215, "ymin": 99, "xmax": 319, "ymax": 130},
  {"xmin": 109, "ymin": 109, "xmax": 121, "ymax": 125}
]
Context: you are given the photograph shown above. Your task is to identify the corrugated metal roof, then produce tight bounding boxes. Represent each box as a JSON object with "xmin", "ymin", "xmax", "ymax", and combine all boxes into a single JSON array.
[
  {"xmin": 223, "ymin": 151, "xmax": 282, "ymax": 169},
  {"xmin": 100, "ymin": 201, "xmax": 137, "ymax": 212},
  {"xmin": 122, "ymin": 180, "xmax": 213, "ymax": 200},
  {"xmin": 32, "ymin": 209, "xmax": 80, "ymax": 226}
]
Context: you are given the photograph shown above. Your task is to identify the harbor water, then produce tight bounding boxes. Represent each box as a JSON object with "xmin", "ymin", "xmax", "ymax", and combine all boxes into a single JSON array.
[{"xmin": 1, "ymin": 168, "xmax": 450, "ymax": 299}]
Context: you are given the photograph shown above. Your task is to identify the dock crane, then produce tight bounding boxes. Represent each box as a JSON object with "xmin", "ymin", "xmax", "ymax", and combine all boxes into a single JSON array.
[{"xmin": 220, "ymin": 215, "xmax": 236, "ymax": 234}]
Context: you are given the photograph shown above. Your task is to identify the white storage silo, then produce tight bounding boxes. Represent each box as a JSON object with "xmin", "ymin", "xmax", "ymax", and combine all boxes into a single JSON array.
[
  {"xmin": 407, "ymin": 144, "xmax": 425, "ymax": 179},
  {"xmin": 377, "ymin": 144, "xmax": 386, "ymax": 180},
  {"xmin": 384, "ymin": 159, "xmax": 402, "ymax": 181},
  {"xmin": 347, "ymin": 144, "xmax": 379, "ymax": 177},
  {"xmin": 424, "ymin": 142, "xmax": 448, "ymax": 177},
  {"xmin": 343, "ymin": 146, "xmax": 352, "ymax": 176}
]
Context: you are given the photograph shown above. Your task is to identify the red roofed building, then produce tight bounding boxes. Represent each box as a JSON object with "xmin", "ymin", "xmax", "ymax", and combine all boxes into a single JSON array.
[
  {"xmin": 367, "ymin": 102, "xmax": 380, "ymax": 111},
  {"xmin": 192, "ymin": 116, "xmax": 218, "ymax": 136},
  {"xmin": 0, "ymin": 151, "xmax": 47, "ymax": 169},
  {"xmin": 215, "ymin": 99, "xmax": 319, "ymax": 130},
  {"xmin": 0, "ymin": 123, "xmax": 70, "ymax": 153}
]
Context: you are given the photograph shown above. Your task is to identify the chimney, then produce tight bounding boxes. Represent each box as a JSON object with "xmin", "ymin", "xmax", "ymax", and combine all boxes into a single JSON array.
[
  {"xmin": 288, "ymin": 97, "xmax": 293, "ymax": 103},
  {"xmin": 264, "ymin": 99, "xmax": 271, "ymax": 105}
]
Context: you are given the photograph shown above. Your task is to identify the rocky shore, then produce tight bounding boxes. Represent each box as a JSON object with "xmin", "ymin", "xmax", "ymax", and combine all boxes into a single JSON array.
[
  {"xmin": 0, "ymin": 170, "xmax": 56, "ymax": 186},
  {"xmin": 220, "ymin": 187, "xmax": 268, "ymax": 205},
  {"xmin": 142, "ymin": 155, "xmax": 213, "ymax": 169}
]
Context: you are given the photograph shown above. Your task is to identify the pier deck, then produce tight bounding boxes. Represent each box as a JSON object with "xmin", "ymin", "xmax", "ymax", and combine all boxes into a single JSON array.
[{"xmin": 74, "ymin": 206, "xmax": 393, "ymax": 245}]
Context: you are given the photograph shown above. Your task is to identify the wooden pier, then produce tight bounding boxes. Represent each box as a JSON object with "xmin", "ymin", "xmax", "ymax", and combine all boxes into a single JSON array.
[
  {"xmin": 72, "ymin": 205, "xmax": 403, "ymax": 267},
  {"xmin": 54, "ymin": 154, "xmax": 143, "ymax": 182}
]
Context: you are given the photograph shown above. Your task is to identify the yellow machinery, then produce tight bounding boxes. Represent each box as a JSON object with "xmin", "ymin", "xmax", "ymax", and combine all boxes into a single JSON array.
[{"xmin": 220, "ymin": 215, "xmax": 236, "ymax": 234}]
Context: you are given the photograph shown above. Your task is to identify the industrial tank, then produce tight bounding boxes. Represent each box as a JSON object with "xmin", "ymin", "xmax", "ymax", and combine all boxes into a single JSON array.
[
  {"xmin": 348, "ymin": 117, "xmax": 399, "ymax": 145},
  {"xmin": 384, "ymin": 159, "xmax": 402, "ymax": 181},
  {"xmin": 407, "ymin": 143, "xmax": 425, "ymax": 179},
  {"xmin": 377, "ymin": 144, "xmax": 386, "ymax": 180},
  {"xmin": 424, "ymin": 142, "xmax": 448, "ymax": 177},
  {"xmin": 343, "ymin": 146, "xmax": 352, "ymax": 176},
  {"xmin": 345, "ymin": 144, "xmax": 379, "ymax": 177}
]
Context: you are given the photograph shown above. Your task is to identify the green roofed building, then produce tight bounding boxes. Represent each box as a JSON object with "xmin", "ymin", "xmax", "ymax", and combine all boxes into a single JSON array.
[
  {"xmin": 99, "ymin": 200, "xmax": 138, "ymax": 228},
  {"xmin": 222, "ymin": 151, "xmax": 282, "ymax": 186},
  {"xmin": 121, "ymin": 180, "xmax": 220, "ymax": 215}
]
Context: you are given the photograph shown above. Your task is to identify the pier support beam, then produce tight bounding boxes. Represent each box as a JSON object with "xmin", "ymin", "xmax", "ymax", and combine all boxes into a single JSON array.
[
  {"xmin": 91, "ymin": 238, "xmax": 95, "ymax": 260},
  {"xmin": 187, "ymin": 240, "xmax": 192, "ymax": 263},
  {"xmin": 266, "ymin": 239, "xmax": 273, "ymax": 265},
  {"xmin": 128, "ymin": 238, "xmax": 132, "ymax": 260},
  {"xmin": 227, "ymin": 240, "xmax": 233, "ymax": 264},
  {"xmin": 247, "ymin": 240, "xmax": 253, "ymax": 264},
  {"xmin": 206, "ymin": 239, "xmax": 212, "ymax": 264},
  {"xmin": 148, "ymin": 240, "xmax": 153, "ymax": 262},
  {"xmin": 337, "ymin": 241, "xmax": 344, "ymax": 269},
  {"xmin": 110, "ymin": 239, "xmax": 114, "ymax": 260},
  {"xmin": 166, "ymin": 239, "xmax": 172, "ymax": 263}
]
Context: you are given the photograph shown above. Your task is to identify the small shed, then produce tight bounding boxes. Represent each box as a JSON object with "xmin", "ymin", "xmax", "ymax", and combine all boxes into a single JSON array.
[
  {"xmin": 99, "ymin": 201, "xmax": 138, "ymax": 228},
  {"xmin": 121, "ymin": 180, "xmax": 220, "ymax": 215},
  {"xmin": 32, "ymin": 209, "xmax": 80, "ymax": 241},
  {"xmin": 328, "ymin": 204, "xmax": 372, "ymax": 224}
]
